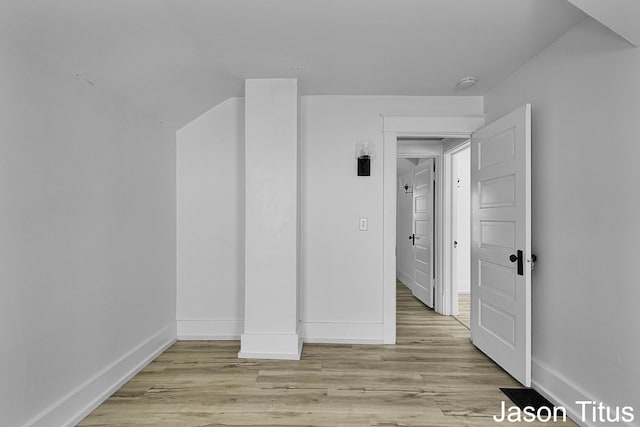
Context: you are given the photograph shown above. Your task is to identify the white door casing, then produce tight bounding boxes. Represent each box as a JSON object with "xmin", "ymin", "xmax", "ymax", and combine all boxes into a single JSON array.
[
  {"xmin": 382, "ymin": 113, "xmax": 485, "ymax": 343},
  {"xmin": 470, "ymin": 104, "xmax": 532, "ymax": 386},
  {"xmin": 412, "ymin": 159, "xmax": 435, "ymax": 308}
]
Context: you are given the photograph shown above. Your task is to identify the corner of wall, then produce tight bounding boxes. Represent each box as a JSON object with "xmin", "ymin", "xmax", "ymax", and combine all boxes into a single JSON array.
[{"xmin": 27, "ymin": 323, "xmax": 177, "ymax": 427}]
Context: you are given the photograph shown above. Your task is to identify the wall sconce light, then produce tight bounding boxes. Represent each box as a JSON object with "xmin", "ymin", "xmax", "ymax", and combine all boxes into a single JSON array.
[
  {"xmin": 399, "ymin": 178, "xmax": 413, "ymax": 193},
  {"xmin": 356, "ymin": 141, "xmax": 375, "ymax": 176}
]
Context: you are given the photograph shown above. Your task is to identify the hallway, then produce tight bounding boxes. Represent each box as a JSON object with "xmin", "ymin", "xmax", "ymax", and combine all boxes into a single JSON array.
[{"xmin": 79, "ymin": 283, "xmax": 574, "ymax": 426}]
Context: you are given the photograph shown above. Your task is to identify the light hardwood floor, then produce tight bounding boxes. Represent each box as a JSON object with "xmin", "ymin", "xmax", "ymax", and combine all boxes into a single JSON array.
[
  {"xmin": 78, "ymin": 283, "xmax": 574, "ymax": 426},
  {"xmin": 454, "ymin": 292, "xmax": 471, "ymax": 330}
]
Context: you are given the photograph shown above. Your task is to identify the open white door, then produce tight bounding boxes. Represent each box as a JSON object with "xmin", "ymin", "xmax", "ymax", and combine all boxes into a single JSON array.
[
  {"xmin": 411, "ymin": 159, "xmax": 435, "ymax": 308},
  {"xmin": 470, "ymin": 104, "xmax": 531, "ymax": 386}
]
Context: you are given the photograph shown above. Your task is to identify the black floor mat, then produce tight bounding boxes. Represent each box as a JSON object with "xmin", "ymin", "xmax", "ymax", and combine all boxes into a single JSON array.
[{"xmin": 500, "ymin": 388, "xmax": 556, "ymax": 411}]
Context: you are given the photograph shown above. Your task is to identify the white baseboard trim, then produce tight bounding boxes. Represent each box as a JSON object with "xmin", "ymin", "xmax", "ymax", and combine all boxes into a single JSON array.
[
  {"xmin": 532, "ymin": 358, "xmax": 637, "ymax": 427},
  {"xmin": 301, "ymin": 321, "xmax": 384, "ymax": 344},
  {"xmin": 238, "ymin": 329, "xmax": 302, "ymax": 360},
  {"xmin": 397, "ymin": 271, "xmax": 431, "ymax": 303},
  {"xmin": 410, "ymin": 283, "xmax": 429, "ymax": 304},
  {"xmin": 26, "ymin": 322, "xmax": 177, "ymax": 427},
  {"xmin": 396, "ymin": 270, "xmax": 413, "ymax": 288},
  {"xmin": 178, "ymin": 319, "xmax": 384, "ymax": 345},
  {"xmin": 177, "ymin": 319, "xmax": 243, "ymax": 340}
]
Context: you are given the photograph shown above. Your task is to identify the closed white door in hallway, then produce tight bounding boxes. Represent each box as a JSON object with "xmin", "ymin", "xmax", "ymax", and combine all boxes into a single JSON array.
[{"xmin": 411, "ymin": 158, "xmax": 435, "ymax": 308}]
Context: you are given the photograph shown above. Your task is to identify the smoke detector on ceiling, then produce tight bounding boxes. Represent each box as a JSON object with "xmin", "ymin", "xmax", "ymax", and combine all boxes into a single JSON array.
[{"xmin": 456, "ymin": 76, "xmax": 478, "ymax": 89}]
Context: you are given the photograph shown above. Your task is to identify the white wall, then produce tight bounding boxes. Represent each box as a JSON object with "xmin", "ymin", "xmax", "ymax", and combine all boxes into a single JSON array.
[
  {"xmin": 0, "ymin": 31, "xmax": 176, "ymax": 427},
  {"xmin": 453, "ymin": 147, "xmax": 470, "ymax": 293},
  {"xmin": 177, "ymin": 95, "xmax": 483, "ymax": 343},
  {"xmin": 397, "ymin": 140, "xmax": 443, "ymax": 156},
  {"xmin": 176, "ymin": 98, "xmax": 245, "ymax": 339},
  {"xmin": 300, "ymin": 96, "xmax": 482, "ymax": 341},
  {"xmin": 485, "ymin": 18, "xmax": 640, "ymax": 425},
  {"xmin": 396, "ymin": 160, "xmax": 415, "ymax": 287}
]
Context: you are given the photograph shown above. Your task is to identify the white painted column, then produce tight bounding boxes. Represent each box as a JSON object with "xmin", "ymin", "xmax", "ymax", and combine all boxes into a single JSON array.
[{"xmin": 239, "ymin": 78, "xmax": 302, "ymax": 360}]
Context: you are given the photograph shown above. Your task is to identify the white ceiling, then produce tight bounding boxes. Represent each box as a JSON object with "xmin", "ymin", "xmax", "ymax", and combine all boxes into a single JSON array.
[
  {"xmin": 0, "ymin": 0, "xmax": 585, "ymax": 128},
  {"xmin": 397, "ymin": 158, "xmax": 419, "ymax": 177}
]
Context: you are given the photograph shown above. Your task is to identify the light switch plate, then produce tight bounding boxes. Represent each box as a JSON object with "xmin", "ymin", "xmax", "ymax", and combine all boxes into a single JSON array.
[{"xmin": 359, "ymin": 218, "xmax": 368, "ymax": 231}]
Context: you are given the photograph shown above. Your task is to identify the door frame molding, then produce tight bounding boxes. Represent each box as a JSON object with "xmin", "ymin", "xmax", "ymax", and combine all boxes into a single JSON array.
[{"xmin": 381, "ymin": 114, "xmax": 484, "ymax": 344}]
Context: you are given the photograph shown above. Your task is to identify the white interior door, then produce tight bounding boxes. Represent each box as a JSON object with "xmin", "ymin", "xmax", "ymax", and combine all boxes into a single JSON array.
[
  {"xmin": 470, "ymin": 104, "xmax": 532, "ymax": 386},
  {"xmin": 412, "ymin": 159, "xmax": 435, "ymax": 308}
]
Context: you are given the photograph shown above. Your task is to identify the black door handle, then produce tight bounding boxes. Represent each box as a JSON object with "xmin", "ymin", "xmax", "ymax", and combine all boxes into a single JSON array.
[
  {"xmin": 509, "ymin": 250, "xmax": 524, "ymax": 276},
  {"xmin": 409, "ymin": 234, "xmax": 415, "ymax": 245}
]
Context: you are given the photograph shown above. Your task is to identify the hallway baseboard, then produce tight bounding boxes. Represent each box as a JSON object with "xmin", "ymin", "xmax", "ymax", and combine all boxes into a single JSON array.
[
  {"xmin": 396, "ymin": 270, "xmax": 413, "ymax": 289},
  {"xmin": 396, "ymin": 271, "xmax": 431, "ymax": 305}
]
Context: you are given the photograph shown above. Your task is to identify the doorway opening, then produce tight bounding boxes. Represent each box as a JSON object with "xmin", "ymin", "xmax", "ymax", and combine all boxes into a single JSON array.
[
  {"xmin": 396, "ymin": 154, "xmax": 436, "ymax": 309},
  {"xmin": 394, "ymin": 137, "xmax": 469, "ymax": 318},
  {"xmin": 448, "ymin": 143, "xmax": 471, "ymax": 329},
  {"xmin": 383, "ymin": 106, "xmax": 532, "ymax": 387}
]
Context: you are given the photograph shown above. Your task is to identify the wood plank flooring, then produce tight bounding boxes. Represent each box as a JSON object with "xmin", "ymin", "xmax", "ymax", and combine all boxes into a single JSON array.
[
  {"xmin": 454, "ymin": 292, "xmax": 471, "ymax": 330},
  {"xmin": 78, "ymin": 283, "xmax": 575, "ymax": 426}
]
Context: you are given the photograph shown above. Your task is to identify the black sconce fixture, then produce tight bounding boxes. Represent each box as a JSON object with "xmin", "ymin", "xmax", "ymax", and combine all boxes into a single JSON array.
[
  {"xmin": 356, "ymin": 141, "xmax": 375, "ymax": 176},
  {"xmin": 358, "ymin": 155, "xmax": 370, "ymax": 176},
  {"xmin": 399, "ymin": 179, "xmax": 413, "ymax": 193}
]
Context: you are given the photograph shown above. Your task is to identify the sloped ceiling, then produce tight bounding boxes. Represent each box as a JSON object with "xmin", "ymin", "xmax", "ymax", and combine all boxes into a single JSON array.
[
  {"xmin": 0, "ymin": 0, "xmax": 585, "ymax": 128},
  {"xmin": 567, "ymin": 0, "xmax": 640, "ymax": 46}
]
